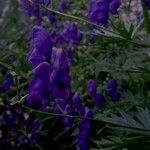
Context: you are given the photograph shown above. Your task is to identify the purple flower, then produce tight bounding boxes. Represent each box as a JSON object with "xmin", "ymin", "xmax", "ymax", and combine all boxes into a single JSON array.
[
  {"xmin": 63, "ymin": 21, "xmax": 83, "ymax": 46},
  {"xmin": 31, "ymin": 25, "xmax": 52, "ymax": 58},
  {"xmin": 107, "ymin": 79, "xmax": 121, "ymax": 101},
  {"xmin": 109, "ymin": 0, "xmax": 121, "ymax": 15},
  {"xmin": 53, "ymin": 99, "xmax": 74, "ymax": 128},
  {"xmin": 87, "ymin": 79, "xmax": 97, "ymax": 97},
  {"xmin": 27, "ymin": 63, "xmax": 51, "ymax": 108},
  {"xmin": 28, "ymin": 26, "xmax": 52, "ymax": 67},
  {"xmin": 77, "ymin": 107, "xmax": 93, "ymax": 150},
  {"xmin": 19, "ymin": 0, "xmax": 42, "ymax": 24},
  {"xmin": 63, "ymin": 104, "xmax": 74, "ymax": 127},
  {"xmin": 50, "ymin": 70, "xmax": 71, "ymax": 100},
  {"xmin": 87, "ymin": 79, "xmax": 105, "ymax": 107},
  {"xmin": 49, "ymin": 48, "xmax": 71, "ymax": 100},
  {"xmin": 53, "ymin": 99, "xmax": 67, "ymax": 114},
  {"xmin": 93, "ymin": 92, "xmax": 104, "ymax": 107},
  {"xmin": 88, "ymin": 0, "xmax": 109, "ymax": 25},
  {"xmin": 107, "ymin": 79, "xmax": 117, "ymax": 90},
  {"xmin": 72, "ymin": 91, "xmax": 84, "ymax": 113},
  {"xmin": 51, "ymin": 47, "xmax": 69, "ymax": 70},
  {"xmin": 0, "ymin": 72, "xmax": 13, "ymax": 92}
]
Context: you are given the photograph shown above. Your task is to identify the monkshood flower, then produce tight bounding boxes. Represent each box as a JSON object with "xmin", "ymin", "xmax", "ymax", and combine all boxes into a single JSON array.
[
  {"xmin": 0, "ymin": 72, "xmax": 14, "ymax": 92},
  {"xmin": 88, "ymin": 0, "xmax": 109, "ymax": 25},
  {"xmin": 27, "ymin": 62, "xmax": 51, "ymax": 110},
  {"xmin": 87, "ymin": 79, "xmax": 104, "ymax": 107},
  {"xmin": 94, "ymin": 92, "xmax": 104, "ymax": 107},
  {"xmin": 72, "ymin": 91, "xmax": 84, "ymax": 113},
  {"xmin": 28, "ymin": 25, "xmax": 53, "ymax": 68},
  {"xmin": 49, "ymin": 47, "xmax": 72, "ymax": 100},
  {"xmin": 109, "ymin": 0, "xmax": 121, "ymax": 15},
  {"xmin": 0, "ymin": 104, "xmax": 41, "ymax": 149},
  {"xmin": 63, "ymin": 21, "xmax": 83, "ymax": 46},
  {"xmin": 87, "ymin": 80, "xmax": 97, "ymax": 97},
  {"xmin": 53, "ymin": 99, "xmax": 74, "ymax": 128},
  {"xmin": 87, "ymin": 0, "xmax": 121, "ymax": 25},
  {"xmin": 77, "ymin": 107, "xmax": 93, "ymax": 150},
  {"xmin": 107, "ymin": 79, "xmax": 121, "ymax": 101}
]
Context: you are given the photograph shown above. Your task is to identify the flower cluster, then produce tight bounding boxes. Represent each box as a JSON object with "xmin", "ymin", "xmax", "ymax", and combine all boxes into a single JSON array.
[
  {"xmin": 0, "ymin": 104, "xmax": 41, "ymax": 149},
  {"xmin": 107, "ymin": 79, "xmax": 121, "ymax": 101},
  {"xmin": 87, "ymin": 0, "xmax": 121, "ymax": 25},
  {"xmin": 87, "ymin": 80, "xmax": 104, "ymax": 107},
  {"xmin": 26, "ymin": 24, "xmax": 125, "ymax": 149}
]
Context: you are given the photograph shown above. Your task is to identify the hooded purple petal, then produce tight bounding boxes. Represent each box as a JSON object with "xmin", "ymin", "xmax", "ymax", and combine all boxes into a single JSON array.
[{"xmin": 31, "ymin": 25, "xmax": 52, "ymax": 59}]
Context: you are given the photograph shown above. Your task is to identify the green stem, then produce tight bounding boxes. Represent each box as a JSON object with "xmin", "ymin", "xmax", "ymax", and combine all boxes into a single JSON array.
[
  {"xmin": 43, "ymin": 6, "xmax": 119, "ymax": 35},
  {"xmin": 141, "ymin": 0, "xmax": 150, "ymax": 33},
  {"xmin": 21, "ymin": 103, "xmax": 150, "ymax": 135}
]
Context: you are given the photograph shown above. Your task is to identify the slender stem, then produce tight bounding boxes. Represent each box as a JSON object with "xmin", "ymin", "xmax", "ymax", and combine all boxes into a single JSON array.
[
  {"xmin": 21, "ymin": 103, "xmax": 150, "ymax": 134},
  {"xmin": 43, "ymin": 6, "xmax": 119, "ymax": 35},
  {"xmin": 141, "ymin": 0, "xmax": 150, "ymax": 34},
  {"xmin": 21, "ymin": 104, "xmax": 94, "ymax": 121}
]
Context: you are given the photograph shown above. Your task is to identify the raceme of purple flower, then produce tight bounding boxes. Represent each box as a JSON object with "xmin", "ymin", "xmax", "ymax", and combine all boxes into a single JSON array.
[
  {"xmin": 107, "ymin": 79, "xmax": 121, "ymax": 101},
  {"xmin": 87, "ymin": 0, "xmax": 121, "ymax": 25},
  {"xmin": 27, "ymin": 25, "xmax": 72, "ymax": 109},
  {"xmin": 0, "ymin": 72, "xmax": 14, "ymax": 92},
  {"xmin": 87, "ymin": 79, "xmax": 104, "ymax": 107},
  {"xmin": 49, "ymin": 47, "xmax": 72, "ymax": 100}
]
